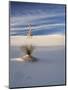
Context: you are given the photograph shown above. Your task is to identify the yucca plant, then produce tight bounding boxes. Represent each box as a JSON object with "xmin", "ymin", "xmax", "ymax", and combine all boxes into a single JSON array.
[
  {"xmin": 20, "ymin": 45, "xmax": 34, "ymax": 56},
  {"xmin": 20, "ymin": 44, "xmax": 35, "ymax": 61}
]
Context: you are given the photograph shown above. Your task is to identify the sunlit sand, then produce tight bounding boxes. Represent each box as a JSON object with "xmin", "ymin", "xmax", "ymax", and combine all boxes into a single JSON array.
[
  {"xmin": 11, "ymin": 58, "xmax": 24, "ymax": 62},
  {"xmin": 10, "ymin": 34, "xmax": 65, "ymax": 47}
]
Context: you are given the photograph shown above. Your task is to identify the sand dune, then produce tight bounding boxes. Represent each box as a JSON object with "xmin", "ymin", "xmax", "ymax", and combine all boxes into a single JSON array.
[
  {"xmin": 10, "ymin": 35, "xmax": 65, "ymax": 46},
  {"xmin": 10, "ymin": 35, "xmax": 65, "ymax": 87}
]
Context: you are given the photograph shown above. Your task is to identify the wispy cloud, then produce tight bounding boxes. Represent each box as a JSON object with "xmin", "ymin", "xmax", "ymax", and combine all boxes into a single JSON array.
[
  {"xmin": 10, "ymin": 23, "xmax": 64, "ymax": 31},
  {"xmin": 10, "ymin": 3, "xmax": 65, "ymax": 36},
  {"xmin": 10, "ymin": 12, "xmax": 64, "ymax": 26}
]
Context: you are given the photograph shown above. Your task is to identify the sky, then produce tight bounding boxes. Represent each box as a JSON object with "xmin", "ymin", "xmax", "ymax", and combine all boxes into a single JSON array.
[{"xmin": 10, "ymin": 1, "xmax": 66, "ymax": 36}]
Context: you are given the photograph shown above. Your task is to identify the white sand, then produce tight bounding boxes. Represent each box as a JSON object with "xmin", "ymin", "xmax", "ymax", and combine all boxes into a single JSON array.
[
  {"xmin": 10, "ymin": 35, "xmax": 65, "ymax": 46},
  {"xmin": 9, "ymin": 35, "xmax": 65, "ymax": 87},
  {"xmin": 11, "ymin": 58, "xmax": 24, "ymax": 62},
  {"xmin": 9, "ymin": 46, "xmax": 65, "ymax": 87}
]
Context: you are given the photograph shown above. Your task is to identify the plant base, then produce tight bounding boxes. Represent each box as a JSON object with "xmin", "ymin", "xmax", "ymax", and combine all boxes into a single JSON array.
[{"xmin": 21, "ymin": 54, "xmax": 37, "ymax": 62}]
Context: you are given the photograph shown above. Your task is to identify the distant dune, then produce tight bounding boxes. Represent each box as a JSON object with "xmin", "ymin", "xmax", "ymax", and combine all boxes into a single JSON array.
[{"xmin": 10, "ymin": 35, "xmax": 65, "ymax": 47}]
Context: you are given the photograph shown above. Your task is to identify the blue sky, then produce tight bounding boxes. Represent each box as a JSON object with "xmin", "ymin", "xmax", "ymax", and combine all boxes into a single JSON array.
[{"xmin": 10, "ymin": 2, "xmax": 65, "ymax": 36}]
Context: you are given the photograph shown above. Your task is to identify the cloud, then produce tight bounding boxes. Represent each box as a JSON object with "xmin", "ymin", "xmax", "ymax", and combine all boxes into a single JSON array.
[
  {"xmin": 10, "ymin": 23, "xmax": 64, "ymax": 31},
  {"xmin": 10, "ymin": 8, "xmax": 65, "ymax": 36},
  {"xmin": 10, "ymin": 12, "xmax": 64, "ymax": 26},
  {"xmin": 10, "ymin": 22, "xmax": 65, "ymax": 36}
]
